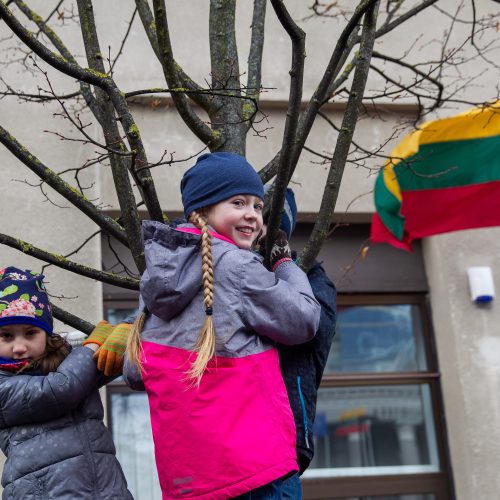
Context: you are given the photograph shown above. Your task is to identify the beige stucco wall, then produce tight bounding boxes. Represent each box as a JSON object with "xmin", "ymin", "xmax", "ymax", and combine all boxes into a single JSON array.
[
  {"xmin": 0, "ymin": 100, "xmax": 103, "ymax": 323},
  {"xmin": 97, "ymin": 101, "xmax": 414, "ymax": 217}
]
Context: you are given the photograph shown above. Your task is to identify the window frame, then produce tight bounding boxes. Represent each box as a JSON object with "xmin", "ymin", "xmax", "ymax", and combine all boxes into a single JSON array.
[{"xmin": 301, "ymin": 292, "xmax": 454, "ymax": 500}]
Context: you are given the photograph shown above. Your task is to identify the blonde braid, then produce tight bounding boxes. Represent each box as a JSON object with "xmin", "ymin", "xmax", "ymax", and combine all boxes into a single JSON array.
[
  {"xmin": 188, "ymin": 211, "xmax": 216, "ymax": 384},
  {"xmin": 126, "ymin": 310, "xmax": 146, "ymax": 373}
]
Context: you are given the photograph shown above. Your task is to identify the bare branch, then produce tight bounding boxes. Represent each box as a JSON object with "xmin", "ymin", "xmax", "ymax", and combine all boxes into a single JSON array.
[
  {"xmin": 136, "ymin": 146, "xmax": 207, "ymax": 173},
  {"xmin": 371, "ymin": 51, "xmax": 443, "ymax": 106},
  {"xmin": 259, "ymin": 0, "xmax": 440, "ymax": 184},
  {"xmin": 108, "ymin": 7, "xmax": 137, "ymax": 75},
  {"xmin": 265, "ymin": 0, "xmax": 305, "ymax": 267},
  {"xmin": 124, "ymin": 86, "xmax": 264, "ymax": 104},
  {"xmin": 245, "ymin": 0, "xmax": 267, "ymax": 127},
  {"xmin": 0, "ymin": 85, "xmax": 80, "ymax": 102},
  {"xmin": 76, "ymin": 0, "xmax": 146, "ymax": 271},
  {"xmin": 208, "ymin": 0, "xmax": 246, "ymax": 154},
  {"xmin": 0, "ymin": 232, "xmax": 139, "ymax": 290},
  {"xmin": 42, "ymin": 229, "xmax": 102, "ymax": 275},
  {"xmin": 43, "ymin": 1, "xmax": 66, "ymax": 26},
  {"xmin": 299, "ymin": 0, "xmax": 380, "ymax": 271},
  {"xmin": 0, "ymin": 124, "xmax": 128, "ymax": 245},
  {"xmin": 1, "ymin": 0, "xmax": 163, "ymax": 226},
  {"xmin": 10, "ymin": 0, "xmax": 103, "ymax": 121},
  {"xmin": 0, "ymin": 1, "xmax": 109, "ymax": 87},
  {"xmin": 134, "ymin": 0, "xmax": 212, "ymax": 111},
  {"xmin": 373, "ymin": 0, "xmax": 439, "ymax": 40},
  {"xmin": 152, "ymin": 0, "xmax": 218, "ymax": 148},
  {"xmin": 259, "ymin": 0, "xmax": 377, "ymax": 183},
  {"xmin": 312, "ymin": 109, "xmax": 399, "ymax": 165},
  {"xmin": 103, "ymin": 234, "xmax": 139, "ymax": 279}
]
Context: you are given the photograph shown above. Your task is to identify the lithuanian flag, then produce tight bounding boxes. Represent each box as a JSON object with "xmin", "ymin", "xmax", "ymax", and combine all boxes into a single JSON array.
[{"xmin": 371, "ymin": 102, "xmax": 500, "ymax": 250}]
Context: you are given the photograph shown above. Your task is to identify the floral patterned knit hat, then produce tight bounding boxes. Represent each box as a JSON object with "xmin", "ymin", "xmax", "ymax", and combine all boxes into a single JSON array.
[{"xmin": 0, "ymin": 267, "xmax": 53, "ymax": 335}]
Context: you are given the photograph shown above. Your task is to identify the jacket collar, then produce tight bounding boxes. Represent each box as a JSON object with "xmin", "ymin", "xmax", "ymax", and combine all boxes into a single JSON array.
[{"xmin": 175, "ymin": 225, "xmax": 237, "ymax": 246}]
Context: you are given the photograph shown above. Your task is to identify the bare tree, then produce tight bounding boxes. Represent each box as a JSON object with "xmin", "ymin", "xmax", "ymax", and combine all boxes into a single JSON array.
[{"xmin": 0, "ymin": 0, "xmax": 498, "ymax": 332}]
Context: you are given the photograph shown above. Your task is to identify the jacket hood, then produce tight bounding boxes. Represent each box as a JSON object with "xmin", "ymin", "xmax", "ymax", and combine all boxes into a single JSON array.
[{"xmin": 141, "ymin": 221, "xmax": 211, "ymax": 321}]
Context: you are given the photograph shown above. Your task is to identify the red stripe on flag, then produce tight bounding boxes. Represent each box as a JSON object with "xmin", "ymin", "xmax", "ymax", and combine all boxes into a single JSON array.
[
  {"xmin": 370, "ymin": 213, "xmax": 414, "ymax": 251},
  {"xmin": 402, "ymin": 180, "xmax": 500, "ymax": 238},
  {"xmin": 335, "ymin": 423, "xmax": 369, "ymax": 437}
]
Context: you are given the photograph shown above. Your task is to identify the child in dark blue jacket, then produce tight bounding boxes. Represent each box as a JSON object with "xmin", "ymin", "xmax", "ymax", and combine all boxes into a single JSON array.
[{"xmin": 264, "ymin": 189, "xmax": 337, "ymax": 499}]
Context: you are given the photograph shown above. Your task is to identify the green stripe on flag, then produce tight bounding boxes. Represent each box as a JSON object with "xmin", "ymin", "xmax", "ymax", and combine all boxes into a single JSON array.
[
  {"xmin": 393, "ymin": 135, "xmax": 500, "ymax": 191},
  {"xmin": 374, "ymin": 171, "xmax": 405, "ymax": 240}
]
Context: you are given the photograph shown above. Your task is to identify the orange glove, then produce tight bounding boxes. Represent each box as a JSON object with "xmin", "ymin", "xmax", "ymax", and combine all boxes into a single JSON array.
[
  {"xmin": 94, "ymin": 323, "xmax": 132, "ymax": 376},
  {"xmin": 83, "ymin": 320, "xmax": 114, "ymax": 347}
]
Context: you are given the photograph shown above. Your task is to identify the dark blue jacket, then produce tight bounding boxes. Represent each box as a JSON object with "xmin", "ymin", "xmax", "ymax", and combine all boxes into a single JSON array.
[{"xmin": 278, "ymin": 261, "xmax": 337, "ymax": 473}]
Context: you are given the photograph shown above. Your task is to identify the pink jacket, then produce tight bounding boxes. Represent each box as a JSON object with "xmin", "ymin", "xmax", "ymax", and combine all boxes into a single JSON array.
[{"xmin": 123, "ymin": 222, "xmax": 321, "ymax": 499}]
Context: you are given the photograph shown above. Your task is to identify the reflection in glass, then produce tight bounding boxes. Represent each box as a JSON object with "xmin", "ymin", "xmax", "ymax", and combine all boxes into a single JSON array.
[
  {"xmin": 111, "ymin": 392, "xmax": 161, "ymax": 500},
  {"xmin": 106, "ymin": 307, "xmax": 137, "ymax": 325},
  {"xmin": 326, "ymin": 305, "xmax": 428, "ymax": 373},
  {"xmin": 105, "ymin": 308, "xmax": 137, "ymax": 383},
  {"xmin": 306, "ymin": 385, "xmax": 439, "ymax": 477}
]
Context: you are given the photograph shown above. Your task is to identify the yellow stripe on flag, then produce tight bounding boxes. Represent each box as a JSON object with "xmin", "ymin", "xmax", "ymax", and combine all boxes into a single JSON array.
[
  {"xmin": 382, "ymin": 131, "xmax": 420, "ymax": 202},
  {"xmin": 419, "ymin": 101, "xmax": 500, "ymax": 145},
  {"xmin": 383, "ymin": 162, "xmax": 402, "ymax": 202},
  {"xmin": 340, "ymin": 407, "xmax": 367, "ymax": 421}
]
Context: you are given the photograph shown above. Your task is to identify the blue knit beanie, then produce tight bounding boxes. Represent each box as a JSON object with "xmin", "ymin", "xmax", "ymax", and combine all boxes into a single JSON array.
[
  {"xmin": 264, "ymin": 186, "xmax": 298, "ymax": 239},
  {"xmin": 181, "ymin": 152, "xmax": 264, "ymax": 218},
  {"xmin": 0, "ymin": 267, "xmax": 53, "ymax": 335}
]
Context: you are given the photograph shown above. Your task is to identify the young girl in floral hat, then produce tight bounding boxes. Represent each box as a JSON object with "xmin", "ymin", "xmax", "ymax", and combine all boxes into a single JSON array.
[
  {"xmin": 0, "ymin": 266, "xmax": 132, "ymax": 499},
  {"xmin": 124, "ymin": 152, "xmax": 321, "ymax": 499}
]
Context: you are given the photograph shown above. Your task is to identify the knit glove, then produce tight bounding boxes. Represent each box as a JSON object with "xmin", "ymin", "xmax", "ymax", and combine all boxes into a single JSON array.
[
  {"xmin": 83, "ymin": 320, "xmax": 114, "ymax": 348},
  {"xmin": 270, "ymin": 229, "xmax": 292, "ymax": 271},
  {"xmin": 94, "ymin": 323, "xmax": 132, "ymax": 376}
]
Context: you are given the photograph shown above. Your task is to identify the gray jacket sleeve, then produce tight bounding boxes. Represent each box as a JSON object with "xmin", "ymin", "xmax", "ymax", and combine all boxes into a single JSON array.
[
  {"xmin": 0, "ymin": 347, "xmax": 99, "ymax": 428},
  {"xmin": 122, "ymin": 356, "xmax": 145, "ymax": 391},
  {"xmin": 239, "ymin": 256, "xmax": 321, "ymax": 345}
]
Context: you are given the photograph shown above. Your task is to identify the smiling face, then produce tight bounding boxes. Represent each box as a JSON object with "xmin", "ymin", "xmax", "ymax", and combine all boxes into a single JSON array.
[
  {"xmin": 204, "ymin": 195, "xmax": 264, "ymax": 249},
  {"xmin": 0, "ymin": 324, "xmax": 47, "ymax": 360}
]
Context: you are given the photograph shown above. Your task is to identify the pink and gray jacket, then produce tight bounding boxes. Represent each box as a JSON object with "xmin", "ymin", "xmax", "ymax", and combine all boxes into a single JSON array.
[{"xmin": 123, "ymin": 221, "xmax": 321, "ymax": 499}]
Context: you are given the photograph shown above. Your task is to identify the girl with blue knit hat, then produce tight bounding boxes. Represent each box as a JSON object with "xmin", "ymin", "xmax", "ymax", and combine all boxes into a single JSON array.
[
  {"xmin": 124, "ymin": 152, "xmax": 321, "ymax": 499},
  {"xmin": 0, "ymin": 266, "xmax": 133, "ymax": 499}
]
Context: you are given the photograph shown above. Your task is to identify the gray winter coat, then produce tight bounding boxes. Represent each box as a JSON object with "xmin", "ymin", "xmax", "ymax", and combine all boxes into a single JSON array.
[{"xmin": 0, "ymin": 346, "xmax": 132, "ymax": 500}]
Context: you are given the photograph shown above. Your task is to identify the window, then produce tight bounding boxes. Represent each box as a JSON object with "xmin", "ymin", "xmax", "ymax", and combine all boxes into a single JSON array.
[
  {"xmin": 326, "ymin": 304, "xmax": 427, "ymax": 373},
  {"xmin": 302, "ymin": 295, "xmax": 452, "ymax": 499},
  {"xmin": 104, "ymin": 303, "xmax": 162, "ymax": 500},
  {"xmin": 108, "ymin": 388, "xmax": 161, "ymax": 499}
]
